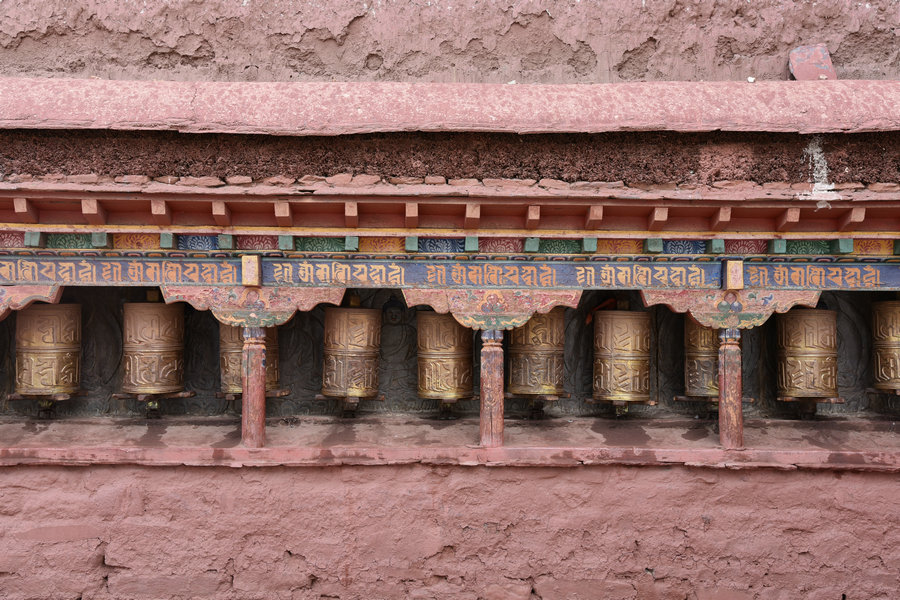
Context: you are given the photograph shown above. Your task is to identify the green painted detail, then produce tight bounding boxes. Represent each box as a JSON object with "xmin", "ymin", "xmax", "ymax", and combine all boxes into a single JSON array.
[
  {"xmin": 344, "ymin": 236, "xmax": 359, "ymax": 252},
  {"xmin": 582, "ymin": 238, "xmax": 598, "ymax": 253},
  {"xmin": 24, "ymin": 232, "xmax": 45, "ymax": 248},
  {"xmin": 278, "ymin": 235, "xmax": 294, "ymax": 251},
  {"xmin": 217, "ymin": 234, "xmax": 235, "ymax": 250},
  {"xmin": 295, "ymin": 237, "xmax": 345, "ymax": 252},
  {"xmin": 768, "ymin": 239, "xmax": 787, "ymax": 254},
  {"xmin": 538, "ymin": 239, "xmax": 581, "ymax": 254},
  {"xmin": 405, "ymin": 236, "xmax": 419, "ymax": 252},
  {"xmin": 159, "ymin": 233, "xmax": 176, "ymax": 249},
  {"xmin": 709, "ymin": 239, "xmax": 726, "ymax": 254},
  {"xmin": 524, "ymin": 237, "xmax": 540, "ymax": 253},
  {"xmin": 465, "ymin": 236, "xmax": 479, "ymax": 252},
  {"xmin": 46, "ymin": 234, "xmax": 91, "ymax": 249},
  {"xmin": 91, "ymin": 232, "xmax": 109, "ymax": 248},
  {"xmin": 829, "ymin": 239, "xmax": 854, "ymax": 254},
  {"xmin": 785, "ymin": 240, "xmax": 829, "ymax": 255},
  {"xmin": 644, "ymin": 238, "xmax": 664, "ymax": 253}
]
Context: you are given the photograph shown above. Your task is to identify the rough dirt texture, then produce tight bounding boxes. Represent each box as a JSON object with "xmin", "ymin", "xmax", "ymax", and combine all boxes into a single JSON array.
[
  {"xmin": 3, "ymin": 130, "xmax": 900, "ymax": 185},
  {"xmin": 0, "ymin": 1, "xmax": 897, "ymax": 83},
  {"xmin": 1, "ymin": 465, "xmax": 898, "ymax": 600}
]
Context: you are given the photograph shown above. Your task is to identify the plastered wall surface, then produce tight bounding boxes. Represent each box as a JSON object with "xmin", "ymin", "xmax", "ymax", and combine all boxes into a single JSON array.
[
  {"xmin": 1, "ymin": 464, "xmax": 898, "ymax": 600},
  {"xmin": 0, "ymin": 0, "xmax": 897, "ymax": 83}
]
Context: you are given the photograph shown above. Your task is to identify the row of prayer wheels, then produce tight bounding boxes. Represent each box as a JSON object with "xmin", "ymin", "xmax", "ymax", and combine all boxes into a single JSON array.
[{"xmin": 14, "ymin": 301, "xmax": 900, "ymax": 407}]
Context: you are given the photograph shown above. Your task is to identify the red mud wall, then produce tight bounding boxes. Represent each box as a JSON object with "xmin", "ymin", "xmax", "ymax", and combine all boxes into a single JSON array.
[
  {"xmin": 0, "ymin": 0, "xmax": 898, "ymax": 83},
  {"xmin": 1, "ymin": 465, "xmax": 898, "ymax": 600}
]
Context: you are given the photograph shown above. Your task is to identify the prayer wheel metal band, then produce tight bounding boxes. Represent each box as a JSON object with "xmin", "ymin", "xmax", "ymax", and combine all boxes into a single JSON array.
[
  {"xmin": 417, "ymin": 312, "xmax": 473, "ymax": 401},
  {"xmin": 122, "ymin": 303, "xmax": 185, "ymax": 394},
  {"xmin": 322, "ymin": 307, "xmax": 381, "ymax": 398},
  {"xmin": 872, "ymin": 301, "xmax": 900, "ymax": 392},
  {"xmin": 219, "ymin": 325, "xmax": 280, "ymax": 394},
  {"xmin": 776, "ymin": 309, "xmax": 838, "ymax": 398},
  {"xmin": 684, "ymin": 318, "xmax": 719, "ymax": 397},
  {"xmin": 507, "ymin": 307, "xmax": 566, "ymax": 396},
  {"xmin": 15, "ymin": 303, "xmax": 81, "ymax": 395},
  {"xmin": 593, "ymin": 311, "xmax": 651, "ymax": 404}
]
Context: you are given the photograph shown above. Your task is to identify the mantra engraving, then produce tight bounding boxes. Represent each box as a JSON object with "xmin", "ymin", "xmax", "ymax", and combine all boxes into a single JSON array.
[
  {"xmin": 745, "ymin": 264, "xmax": 884, "ymax": 289},
  {"xmin": 684, "ymin": 319, "xmax": 719, "ymax": 397},
  {"xmin": 322, "ymin": 308, "xmax": 381, "ymax": 398},
  {"xmin": 416, "ymin": 313, "xmax": 473, "ymax": 400},
  {"xmin": 593, "ymin": 312, "xmax": 651, "ymax": 403},
  {"xmin": 15, "ymin": 304, "xmax": 82, "ymax": 395},
  {"xmin": 219, "ymin": 325, "xmax": 280, "ymax": 394},
  {"xmin": 508, "ymin": 307, "xmax": 566, "ymax": 396},
  {"xmin": 776, "ymin": 310, "xmax": 838, "ymax": 397},
  {"xmin": 872, "ymin": 301, "xmax": 900, "ymax": 392},
  {"xmin": 122, "ymin": 303, "xmax": 185, "ymax": 395}
]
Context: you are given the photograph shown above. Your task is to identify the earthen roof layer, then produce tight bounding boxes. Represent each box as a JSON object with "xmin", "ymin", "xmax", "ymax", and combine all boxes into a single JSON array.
[{"xmin": 1, "ymin": 78, "xmax": 899, "ymax": 137}]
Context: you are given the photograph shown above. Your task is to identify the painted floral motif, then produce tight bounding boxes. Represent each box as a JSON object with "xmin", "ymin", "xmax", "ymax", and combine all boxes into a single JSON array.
[
  {"xmin": 358, "ymin": 237, "xmax": 406, "ymax": 253},
  {"xmin": 785, "ymin": 240, "xmax": 829, "ymax": 255},
  {"xmin": 177, "ymin": 235, "xmax": 219, "ymax": 250},
  {"xmin": 595, "ymin": 239, "xmax": 643, "ymax": 254},
  {"xmin": 46, "ymin": 234, "xmax": 92, "ymax": 249},
  {"xmin": 662, "ymin": 240, "xmax": 707, "ymax": 254},
  {"xmin": 538, "ymin": 239, "xmax": 581, "ymax": 254},
  {"xmin": 295, "ymin": 237, "xmax": 345, "ymax": 252},
  {"xmin": 479, "ymin": 237, "xmax": 524, "ymax": 253},
  {"xmin": 418, "ymin": 238, "xmax": 465, "ymax": 253},
  {"xmin": 236, "ymin": 235, "xmax": 278, "ymax": 250},
  {"xmin": 0, "ymin": 232, "xmax": 25, "ymax": 248},
  {"xmin": 854, "ymin": 239, "xmax": 893, "ymax": 256},
  {"xmin": 723, "ymin": 239, "xmax": 768, "ymax": 254},
  {"xmin": 112, "ymin": 233, "xmax": 161, "ymax": 250}
]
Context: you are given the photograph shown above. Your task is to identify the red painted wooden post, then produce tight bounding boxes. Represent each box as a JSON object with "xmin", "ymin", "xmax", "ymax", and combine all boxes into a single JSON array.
[
  {"xmin": 241, "ymin": 326, "xmax": 267, "ymax": 448},
  {"xmin": 718, "ymin": 327, "xmax": 743, "ymax": 449},
  {"xmin": 479, "ymin": 329, "xmax": 504, "ymax": 447}
]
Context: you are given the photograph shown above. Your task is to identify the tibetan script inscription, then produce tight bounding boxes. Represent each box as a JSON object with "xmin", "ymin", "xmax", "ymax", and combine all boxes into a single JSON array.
[{"xmin": 745, "ymin": 264, "xmax": 883, "ymax": 289}]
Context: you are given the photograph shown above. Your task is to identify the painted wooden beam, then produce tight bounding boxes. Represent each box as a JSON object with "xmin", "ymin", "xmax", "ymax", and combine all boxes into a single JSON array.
[
  {"xmin": 465, "ymin": 204, "xmax": 481, "ymax": 229},
  {"xmin": 150, "ymin": 199, "xmax": 172, "ymax": 226},
  {"xmin": 274, "ymin": 202, "xmax": 292, "ymax": 227},
  {"xmin": 648, "ymin": 207, "xmax": 668, "ymax": 231},
  {"xmin": 776, "ymin": 208, "xmax": 800, "ymax": 232},
  {"xmin": 838, "ymin": 207, "xmax": 865, "ymax": 232},
  {"xmin": 405, "ymin": 203, "xmax": 419, "ymax": 228},
  {"xmin": 212, "ymin": 201, "xmax": 231, "ymax": 227},
  {"xmin": 585, "ymin": 205, "xmax": 603, "ymax": 229},
  {"xmin": 711, "ymin": 207, "xmax": 731, "ymax": 231},
  {"xmin": 344, "ymin": 202, "xmax": 359, "ymax": 228},
  {"xmin": 14, "ymin": 197, "xmax": 37, "ymax": 223},
  {"xmin": 81, "ymin": 198, "xmax": 107, "ymax": 225}
]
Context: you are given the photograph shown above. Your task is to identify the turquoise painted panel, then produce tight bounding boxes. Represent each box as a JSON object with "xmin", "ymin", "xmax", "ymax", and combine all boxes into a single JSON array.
[
  {"xmin": 785, "ymin": 240, "xmax": 829, "ymax": 255},
  {"xmin": 537, "ymin": 239, "xmax": 582, "ymax": 254},
  {"xmin": 46, "ymin": 234, "xmax": 92, "ymax": 249}
]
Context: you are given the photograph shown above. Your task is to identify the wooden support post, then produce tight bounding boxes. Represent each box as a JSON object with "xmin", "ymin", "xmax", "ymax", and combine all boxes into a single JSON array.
[
  {"xmin": 718, "ymin": 327, "xmax": 743, "ymax": 450},
  {"xmin": 479, "ymin": 329, "xmax": 504, "ymax": 447},
  {"xmin": 241, "ymin": 326, "xmax": 267, "ymax": 448}
]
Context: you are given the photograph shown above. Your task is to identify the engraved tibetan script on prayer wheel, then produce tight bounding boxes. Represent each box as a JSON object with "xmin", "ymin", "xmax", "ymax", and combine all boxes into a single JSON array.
[
  {"xmin": 776, "ymin": 309, "xmax": 838, "ymax": 399},
  {"xmin": 508, "ymin": 307, "xmax": 566, "ymax": 397},
  {"xmin": 872, "ymin": 301, "xmax": 900, "ymax": 392},
  {"xmin": 122, "ymin": 303, "xmax": 185, "ymax": 394},
  {"xmin": 15, "ymin": 303, "xmax": 81, "ymax": 395},
  {"xmin": 322, "ymin": 307, "xmax": 381, "ymax": 399},
  {"xmin": 417, "ymin": 312, "xmax": 473, "ymax": 401},
  {"xmin": 592, "ymin": 311, "xmax": 651, "ymax": 404},
  {"xmin": 684, "ymin": 317, "xmax": 719, "ymax": 397},
  {"xmin": 219, "ymin": 324, "xmax": 280, "ymax": 395}
]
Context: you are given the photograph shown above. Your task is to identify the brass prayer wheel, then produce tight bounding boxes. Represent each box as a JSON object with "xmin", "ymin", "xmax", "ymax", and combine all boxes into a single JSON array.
[
  {"xmin": 872, "ymin": 301, "xmax": 900, "ymax": 392},
  {"xmin": 15, "ymin": 303, "xmax": 81, "ymax": 395},
  {"xmin": 592, "ymin": 311, "xmax": 651, "ymax": 404},
  {"xmin": 416, "ymin": 312, "xmax": 473, "ymax": 401},
  {"xmin": 219, "ymin": 324, "xmax": 280, "ymax": 394},
  {"xmin": 776, "ymin": 309, "xmax": 838, "ymax": 399},
  {"xmin": 684, "ymin": 318, "xmax": 719, "ymax": 397},
  {"xmin": 507, "ymin": 307, "xmax": 566, "ymax": 397},
  {"xmin": 322, "ymin": 307, "xmax": 381, "ymax": 398},
  {"xmin": 122, "ymin": 303, "xmax": 185, "ymax": 395}
]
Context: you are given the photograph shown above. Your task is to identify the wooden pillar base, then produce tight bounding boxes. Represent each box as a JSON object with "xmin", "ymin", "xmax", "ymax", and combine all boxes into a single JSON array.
[
  {"xmin": 241, "ymin": 326, "xmax": 267, "ymax": 448},
  {"xmin": 479, "ymin": 329, "xmax": 504, "ymax": 447},
  {"xmin": 717, "ymin": 327, "xmax": 743, "ymax": 449}
]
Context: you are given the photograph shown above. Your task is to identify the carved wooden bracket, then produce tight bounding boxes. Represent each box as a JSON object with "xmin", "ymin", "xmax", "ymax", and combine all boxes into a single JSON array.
[
  {"xmin": 0, "ymin": 285, "xmax": 62, "ymax": 321},
  {"xmin": 403, "ymin": 289, "xmax": 583, "ymax": 330},
  {"xmin": 641, "ymin": 288, "xmax": 821, "ymax": 329},
  {"xmin": 161, "ymin": 285, "xmax": 345, "ymax": 327}
]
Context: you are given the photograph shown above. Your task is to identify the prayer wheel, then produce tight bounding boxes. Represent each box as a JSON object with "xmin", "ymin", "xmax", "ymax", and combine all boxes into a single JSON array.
[
  {"xmin": 684, "ymin": 318, "xmax": 719, "ymax": 398},
  {"xmin": 122, "ymin": 303, "xmax": 185, "ymax": 395},
  {"xmin": 507, "ymin": 307, "xmax": 566, "ymax": 397},
  {"xmin": 873, "ymin": 301, "xmax": 900, "ymax": 392},
  {"xmin": 219, "ymin": 325, "xmax": 280, "ymax": 395},
  {"xmin": 416, "ymin": 312, "xmax": 473, "ymax": 401},
  {"xmin": 776, "ymin": 309, "xmax": 838, "ymax": 399},
  {"xmin": 322, "ymin": 307, "xmax": 381, "ymax": 399},
  {"xmin": 15, "ymin": 303, "xmax": 81, "ymax": 395},
  {"xmin": 592, "ymin": 311, "xmax": 651, "ymax": 404}
]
